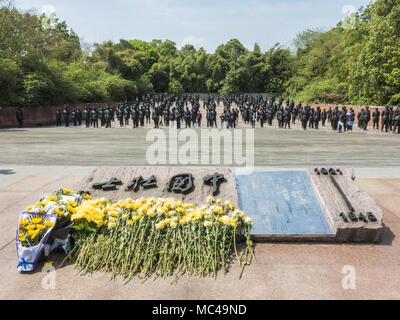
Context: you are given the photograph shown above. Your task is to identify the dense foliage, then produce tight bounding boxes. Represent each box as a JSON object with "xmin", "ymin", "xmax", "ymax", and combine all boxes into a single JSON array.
[{"xmin": 0, "ymin": 0, "xmax": 399, "ymax": 107}]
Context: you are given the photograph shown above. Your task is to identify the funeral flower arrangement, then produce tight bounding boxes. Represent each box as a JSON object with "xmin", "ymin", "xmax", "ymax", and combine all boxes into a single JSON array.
[
  {"xmin": 25, "ymin": 189, "xmax": 90, "ymax": 226},
  {"xmin": 16, "ymin": 189, "xmax": 89, "ymax": 271},
  {"xmin": 17, "ymin": 191, "xmax": 254, "ymax": 280}
]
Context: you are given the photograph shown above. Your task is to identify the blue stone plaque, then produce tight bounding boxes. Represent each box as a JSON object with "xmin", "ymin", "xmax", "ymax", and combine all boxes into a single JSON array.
[{"xmin": 235, "ymin": 171, "xmax": 334, "ymax": 235}]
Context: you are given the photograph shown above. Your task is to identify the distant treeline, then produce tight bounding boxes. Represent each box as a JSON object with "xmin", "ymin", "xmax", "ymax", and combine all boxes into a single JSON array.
[{"xmin": 0, "ymin": 0, "xmax": 399, "ymax": 108}]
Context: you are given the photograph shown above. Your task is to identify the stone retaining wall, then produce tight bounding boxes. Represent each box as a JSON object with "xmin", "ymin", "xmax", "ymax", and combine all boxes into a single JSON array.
[{"xmin": 0, "ymin": 103, "xmax": 118, "ymax": 128}]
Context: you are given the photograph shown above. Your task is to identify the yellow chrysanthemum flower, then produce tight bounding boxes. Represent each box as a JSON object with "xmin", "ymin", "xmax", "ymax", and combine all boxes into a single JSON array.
[
  {"xmin": 214, "ymin": 206, "xmax": 224, "ymax": 215},
  {"xmin": 204, "ymin": 221, "xmax": 212, "ymax": 227},
  {"xmin": 31, "ymin": 217, "xmax": 42, "ymax": 224},
  {"xmin": 46, "ymin": 196, "xmax": 57, "ymax": 202},
  {"xmin": 67, "ymin": 199, "xmax": 78, "ymax": 207},
  {"xmin": 27, "ymin": 229, "xmax": 40, "ymax": 238},
  {"xmin": 176, "ymin": 207, "xmax": 185, "ymax": 214},
  {"xmin": 35, "ymin": 202, "xmax": 45, "ymax": 207},
  {"xmin": 66, "ymin": 205, "xmax": 76, "ymax": 213},
  {"xmin": 108, "ymin": 222, "xmax": 117, "ymax": 229},
  {"xmin": 147, "ymin": 209, "xmax": 156, "ymax": 218},
  {"xmin": 36, "ymin": 224, "xmax": 46, "ymax": 230},
  {"xmin": 55, "ymin": 208, "xmax": 64, "ymax": 216},
  {"xmin": 155, "ymin": 222, "xmax": 165, "ymax": 230},
  {"xmin": 63, "ymin": 189, "xmax": 73, "ymax": 194},
  {"xmin": 25, "ymin": 205, "xmax": 33, "ymax": 212},
  {"xmin": 30, "ymin": 231, "xmax": 39, "ymax": 240},
  {"xmin": 44, "ymin": 221, "xmax": 54, "ymax": 228},
  {"xmin": 19, "ymin": 220, "xmax": 29, "ymax": 226}
]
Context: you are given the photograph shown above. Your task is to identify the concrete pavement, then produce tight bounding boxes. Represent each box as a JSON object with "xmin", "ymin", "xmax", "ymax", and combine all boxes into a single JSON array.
[
  {"xmin": 0, "ymin": 126, "xmax": 399, "ymax": 167},
  {"xmin": 0, "ymin": 167, "xmax": 400, "ymax": 299}
]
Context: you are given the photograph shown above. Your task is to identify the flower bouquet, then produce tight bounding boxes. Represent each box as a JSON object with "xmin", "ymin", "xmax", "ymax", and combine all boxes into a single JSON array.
[
  {"xmin": 16, "ymin": 212, "xmax": 57, "ymax": 272},
  {"xmin": 25, "ymin": 189, "xmax": 89, "ymax": 228},
  {"xmin": 21, "ymin": 189, "xmax": 91, "ymax": 259}
]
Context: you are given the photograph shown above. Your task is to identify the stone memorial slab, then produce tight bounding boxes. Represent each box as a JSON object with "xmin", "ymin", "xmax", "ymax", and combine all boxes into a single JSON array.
[
  {"xmin": 308, "ymin": 168, "xmax": 383, "ymax": 243},
  {"xmin": 235, "ymin": 171, "xmax": 335, "ymax": 239}
]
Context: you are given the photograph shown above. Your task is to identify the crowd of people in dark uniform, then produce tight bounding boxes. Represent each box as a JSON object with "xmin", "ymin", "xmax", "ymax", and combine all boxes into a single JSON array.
[{"xmin": 14, "ymin": 94, "xmax": 400, "ymax": 134}]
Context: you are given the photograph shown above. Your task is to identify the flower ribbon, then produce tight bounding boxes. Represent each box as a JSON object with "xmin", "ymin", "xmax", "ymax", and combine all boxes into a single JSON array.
[{"xmin": 17, "ymin": 257, "xmax": 35, "ymax": 270}]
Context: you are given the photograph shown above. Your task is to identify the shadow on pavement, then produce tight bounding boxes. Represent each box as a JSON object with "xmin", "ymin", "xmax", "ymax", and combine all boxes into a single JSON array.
[
  {"xmin": 0, "ymin": 169, "xmax": 15, "ymax": 175},
  {"xmin": 380, "ymin": 223, "xmax": 395, "ymax": 246}
]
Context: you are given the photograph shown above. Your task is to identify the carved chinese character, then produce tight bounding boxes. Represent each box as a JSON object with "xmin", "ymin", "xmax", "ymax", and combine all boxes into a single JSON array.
[
  {"xmin": 167, "ymin": 174, "xmax": 195, "ymax": 194},
  {"xmin": 126, "ymin": 176, "xmax": 144, "ymax": 192},
  {"xmin": 204, "ymin": 173, "xmax": 226, "ymax": 196},
  {"xmin": 92, "ymin": 177, "xmax": 122, "ymax": 191},
  {"xmin": 141, "ymin": 175, "xmax": 158, "ymax": 189}
]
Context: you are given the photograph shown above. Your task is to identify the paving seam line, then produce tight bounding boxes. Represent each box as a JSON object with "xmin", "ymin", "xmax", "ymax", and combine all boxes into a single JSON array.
[{"xmin": 0, "ymin": 238, "xmax": 14, "ymax": 252}]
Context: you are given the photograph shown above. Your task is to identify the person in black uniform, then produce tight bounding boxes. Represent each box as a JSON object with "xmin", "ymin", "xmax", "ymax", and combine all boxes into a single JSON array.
[
  {"xmin": 56, "ymin": 108, "xmax": 62, "ymax": 126},
  {"xmin": 163, "ymin": 108, "xmax": 170, "ymax": 127},
  {"xmin": 76, "ymin": 108, "xmax": 82, "ymax": 126},
  {"xmin": 331, "ymin": 106, "xmax": 339, "ymax": 130},
  {"xmin": 314, "ymin": 106, "xmax": 321, "ymax": 129},
  {"xmin": 124, "ymin": 107, "xmax": 130, "ymax": 126},
  {"xmin": 169, "ymin": 107, "xmax": 175, "ymax": 128},
  {"xmin": 99, "ymin": 108, "xmax": 105, "ymax": 127},
  {"xmin": 139, "ymin": 107, "xmax": 145, "ymax": 127},
  {"xmin": 16, "ymin": 107, "xmax": 24, "ymax": 128},
  {"xmin": 308, "ymin": 108, "xmax": 315, "ymax": 129},
  {"xmin": 321, "ymin": 108, "xmax": 327, "ymax": 127},
  {"xmin": 152, "ymin": 107, "xmax": 159, "ymax": 128},
  {"xmin": 118, "ymin": 108, "xmax": 124, "ymax": 127},
  {"xmin": 175, "ymin": 107, "xmax": 181, "ymax": 129},
  {"xmin": 277, "ymin": 108, "xmax": 283, "ymax": 128},
  {"xmin": 91, "ymin": 108, "xmax": 98, "ymax": 128},
  {"xmin": 146, "ymin": 107, "xmax": 151, "ymax": 124},
  {"xmin": 183, "ymin": 108, "xmax": 190, "ymax": 128},
  {"xmin": 84, "ymin": 107, "xmax": 90, "ymax": 128},
  {"xmin": 131, "ymin": 107, "xmax": 138, "ymax": 128},
  {"xmin": 363, "ymin": 106, "xmax": 371, "ymax": 130},
  {"xmin": 284, "ymin": 106, "xmax": 291, "ymax": 129},
  {"xmin": 229, "ymin": 109, "xmax": 236, "ymax": 128},
  {"xmin": 63, "ymin": 106, "xmax": 69, "ymax": 127},
  {"xmin": 357, "ymin": 108, "xmax": 364, "ymax": 128},
  {"xmin": 389, "ymin": 106, "xmax": 394, "ymax": 132},
  {"xmin": 372, "ymin": 108, "xmax": 380, "ymax": 130},
  {"xmin": 381, "ymin": 106, "xmax": 390, "ymax": 132},
  {"xmin": 72, "ymin": 109, "xmax": 77, "ymax": 126},
  {"xmin": 259, "ymin": 109, "xmax": 265, "ymax": 128},
  {"xmin": 105, "ymin": 107, "xmax": 112, "ymax": 128},
  {"xmin": 393, "ymin": 107, "xmax": 400, "ymax": 134}
]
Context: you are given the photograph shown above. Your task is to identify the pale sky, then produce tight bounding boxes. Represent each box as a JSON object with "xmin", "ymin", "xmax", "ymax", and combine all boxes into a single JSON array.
[{"xmin": 15, "ymin": 0, "xmax": 373, "ymax": 52}]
